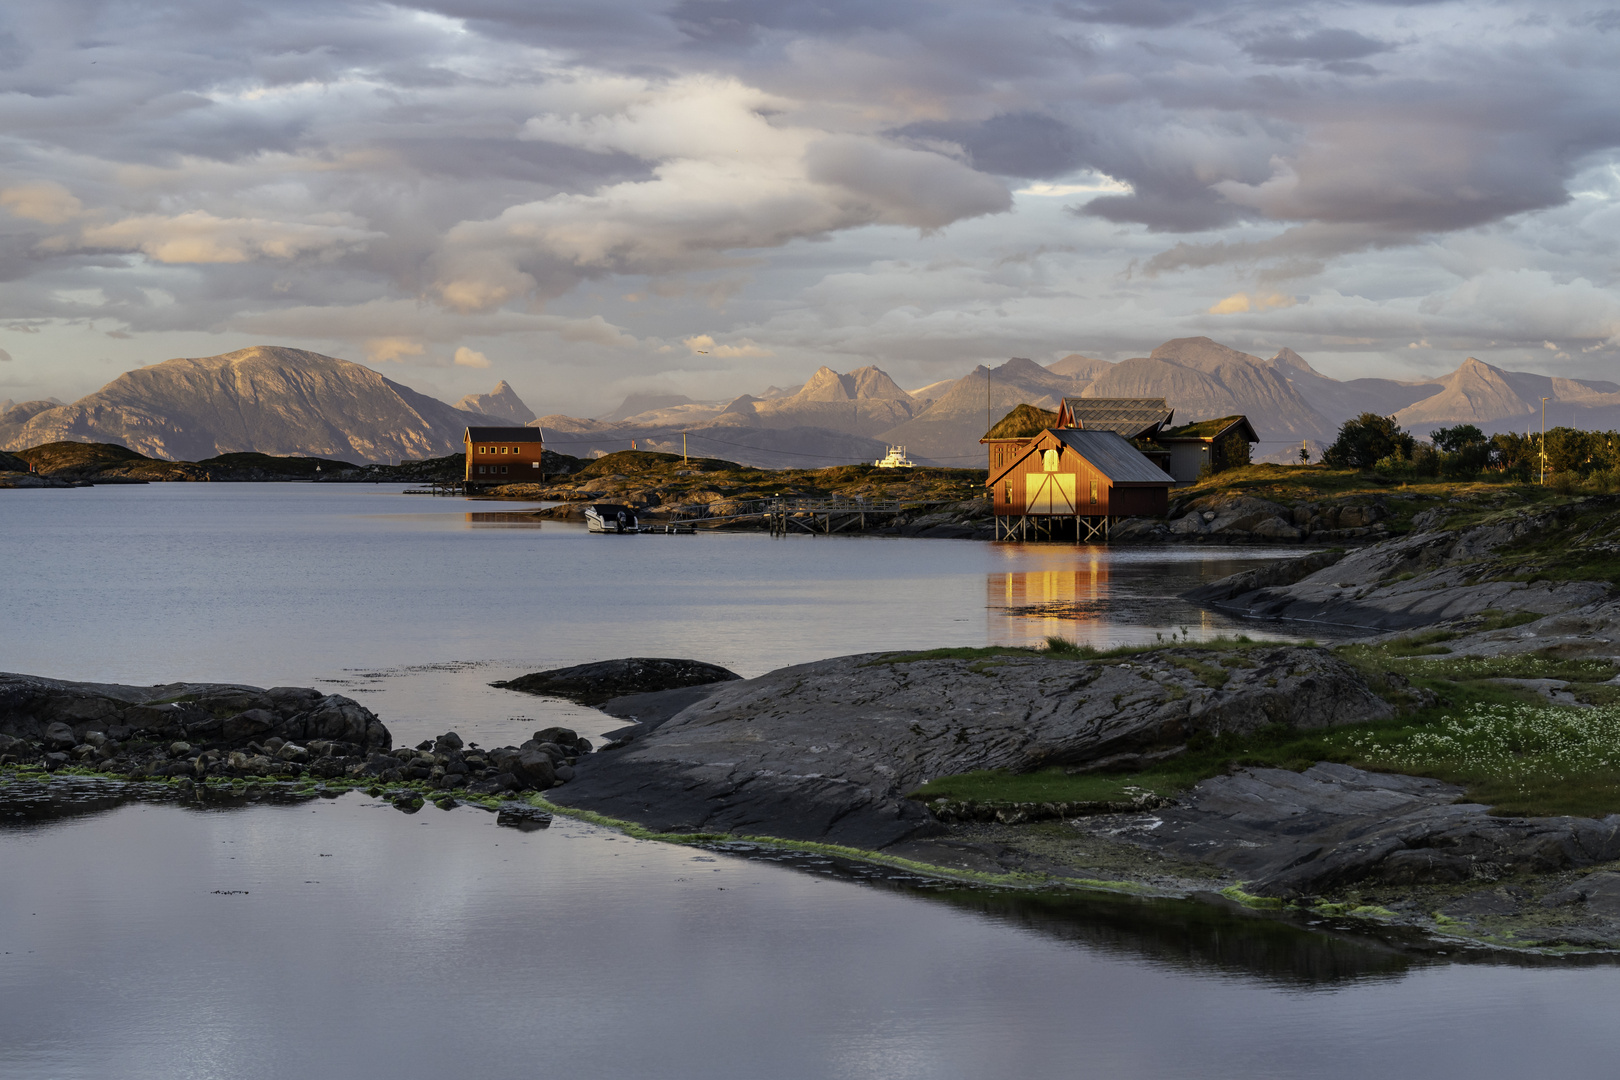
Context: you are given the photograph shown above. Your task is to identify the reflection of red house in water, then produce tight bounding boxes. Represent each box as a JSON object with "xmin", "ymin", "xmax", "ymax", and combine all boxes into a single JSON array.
[
  {"xmin": 985, "ymin": 428, "xmax": 1174, "ymax": 541},
  {"xmin": 990, "ymin": 563, "xmax": 1112, "ymax": 645}
]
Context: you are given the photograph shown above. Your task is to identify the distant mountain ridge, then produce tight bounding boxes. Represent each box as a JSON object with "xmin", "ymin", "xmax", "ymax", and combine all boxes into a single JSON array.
[
  {"xmin": 8, "ymin": 338, "xmax": 1616, "ymax": 471},
  {"xmin": 0, "ymin": 347, "xmax": 508, "ymax": 462}
]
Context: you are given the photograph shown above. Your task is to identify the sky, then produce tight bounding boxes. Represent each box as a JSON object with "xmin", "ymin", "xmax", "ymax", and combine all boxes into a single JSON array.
[{"xmin": 1, "ymin": 0, "xmax": 1619, "ymax": 417}]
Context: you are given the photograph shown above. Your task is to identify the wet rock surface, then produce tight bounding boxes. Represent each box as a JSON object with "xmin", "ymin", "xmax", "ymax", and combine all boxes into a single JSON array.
[
  {"xmin": 1077, "ymin": 763, "xmax": 1620, "ymax": 899},
  {"xmin": 550, "ymin": 647, "xmax": 1394, "ymax": 849},
  {"xmin": 493, "ymin": 657, "xmax": 742, "ymax": 706}
]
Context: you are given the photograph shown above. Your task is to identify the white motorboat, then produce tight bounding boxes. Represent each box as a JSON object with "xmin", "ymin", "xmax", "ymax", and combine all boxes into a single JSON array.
[{"xmin": 585, "ymin": 504, "xmax": 640, "ymax": 533}]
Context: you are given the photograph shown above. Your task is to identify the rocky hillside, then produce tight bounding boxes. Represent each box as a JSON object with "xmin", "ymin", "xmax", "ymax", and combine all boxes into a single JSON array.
[{"xmin": 0, "ymin": 346, "xmax": 501, "ymax": 462}]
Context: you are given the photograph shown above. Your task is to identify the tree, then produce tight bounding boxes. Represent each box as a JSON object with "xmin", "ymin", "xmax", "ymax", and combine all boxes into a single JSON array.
[
  {"xmin": 1545, "ymin": 427, "xmax": 1594, "ymax": 475},
  {"xmin": 1322, "ymin": 413, "xmax": 1415, "ymax": 470},
  {"xmin": 1430, "ymin": 424, "xmax": 1490, "ymax": 478}
]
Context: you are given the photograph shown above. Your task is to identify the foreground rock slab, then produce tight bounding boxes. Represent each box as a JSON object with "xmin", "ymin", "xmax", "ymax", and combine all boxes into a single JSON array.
[
  {"xmin": 1079, "ymin": 763, "xmax": 1620, "ymax": 898},
  {"xmin": 550, "ymin": 647, "xmax": 1395, "ymax": 849}
]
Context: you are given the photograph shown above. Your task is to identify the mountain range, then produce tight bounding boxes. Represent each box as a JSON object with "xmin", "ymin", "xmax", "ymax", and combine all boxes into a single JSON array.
[
  {"xmin": 548, "ymin": 337, "xmax": 1620, "ymax": 466},
  {"xmin": 5, "ymin": 338, "xmax": 1617, "ymax": 468}
]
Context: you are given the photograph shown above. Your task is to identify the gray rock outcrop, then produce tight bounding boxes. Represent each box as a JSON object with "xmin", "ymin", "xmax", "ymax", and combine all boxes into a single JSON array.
[
  {"xmin": 1187, "ymin": 503, "xmax": 1612, "ymax": 632},
  {"xmin": 550, "ymin": 647, "xmax": 1394, "ymax": 849},
  {"xmin": 1080, "ymin": 763, "xmax": 1620, "ymax": 898}
]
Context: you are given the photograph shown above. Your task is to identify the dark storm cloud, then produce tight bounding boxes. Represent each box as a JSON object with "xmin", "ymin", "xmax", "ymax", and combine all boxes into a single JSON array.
[
  {"xmin": 892, "ymin": 113, "xmax": 1089, "ymax": 179},
  {"xmin": 1243, "ymin": 28, "xmax": 1392, "ymax": 65}
]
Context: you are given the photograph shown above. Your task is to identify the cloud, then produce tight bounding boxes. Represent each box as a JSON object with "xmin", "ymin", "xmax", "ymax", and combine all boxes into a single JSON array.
[
  {"xmin": 1, "ymin": 0, "xmax": 1620, "ymax": 404},
  {"xmin": 0, "ymin": 182, "xmax": 84, "ymax": 225},
  {"xmin": 432, "ymin": 73, "xmax": 1010, "ymax": 310},
  {"xmin": 452, "ymin": 346, "xmax": 491, "ymax": 368},
  {"xmin": 1208, "ymin": 292, "xmax": 1298, "ymax": 314},
  {"xmin": 63, "ymin": 211, "xmax": 381, "ymax": 264},
  {"xmin": 683, "ymin": 333, "xmax": 773, "ymax": 357},
  {"xmin": 365, "ymin": 337, "xmax": 425, "ymax": 363},
  {"xmin": 1243, "ymin": 29, "xmax": 1392, "ymax": 66}
]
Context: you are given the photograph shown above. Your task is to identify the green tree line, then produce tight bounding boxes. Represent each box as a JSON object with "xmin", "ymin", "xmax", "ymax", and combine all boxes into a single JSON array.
[{"xmin": 1320, "ymin": 413, "xmax": 1620, "ymax": 484}]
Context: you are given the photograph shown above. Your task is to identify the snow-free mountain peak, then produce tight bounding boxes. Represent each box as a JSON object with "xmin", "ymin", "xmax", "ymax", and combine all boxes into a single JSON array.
[{"xmin": 455, "ymin": 379, "xmax": 535, "ymax": 425}]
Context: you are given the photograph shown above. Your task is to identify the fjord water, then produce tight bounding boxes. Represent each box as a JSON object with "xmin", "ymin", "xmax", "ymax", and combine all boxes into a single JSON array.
[{"xmin": 2, "ymin": 484, "xmax": 1616, "ymax": 1079}]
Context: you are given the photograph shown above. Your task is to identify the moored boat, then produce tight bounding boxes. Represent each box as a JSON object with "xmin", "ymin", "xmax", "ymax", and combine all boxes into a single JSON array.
[{"xmin": 585, "ymin": 504, "xmax": 640, "ymax": 533}]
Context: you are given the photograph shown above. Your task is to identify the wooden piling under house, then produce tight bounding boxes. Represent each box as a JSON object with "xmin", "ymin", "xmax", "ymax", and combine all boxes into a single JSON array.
[{"xmin": 985, "ymin": 427, "xmax": 1174, "ymax": 541}]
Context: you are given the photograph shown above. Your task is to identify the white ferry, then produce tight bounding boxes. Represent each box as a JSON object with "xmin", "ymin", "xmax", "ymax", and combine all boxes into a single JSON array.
[{"xmin": 873, "ymin": 445, "xmax": 916, "ymax": 469}]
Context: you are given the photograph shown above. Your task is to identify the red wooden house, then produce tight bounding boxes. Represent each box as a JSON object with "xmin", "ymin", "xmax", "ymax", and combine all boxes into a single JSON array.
[
  {"xmin": 464, "ymin": 426, "xmax": 545, "ymax": 488},
  {"xmin": 986, "ymin": 428, "xmax": 1174, "ymax": 541}
]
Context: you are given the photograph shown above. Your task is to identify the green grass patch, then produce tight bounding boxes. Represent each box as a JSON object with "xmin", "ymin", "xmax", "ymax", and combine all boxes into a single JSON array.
[
  {"xmin": 908, "ymin": 647, "xmax": 1620, "ymax": 820},
  {"xmin": 1472, "ymin": 610, "xmax": 1544, "ymax": 632}
]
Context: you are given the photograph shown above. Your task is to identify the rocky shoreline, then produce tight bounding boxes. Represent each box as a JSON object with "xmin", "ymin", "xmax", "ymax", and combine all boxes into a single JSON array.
[{"xmin": 0, "ymin": 672, "xmax": 592, "ymax": 813}]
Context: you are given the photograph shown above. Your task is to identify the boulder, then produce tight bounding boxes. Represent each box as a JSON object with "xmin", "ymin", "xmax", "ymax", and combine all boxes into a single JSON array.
[{"xmin": 493, "ymin": 658, "xmax": 742, "ymax": 706}]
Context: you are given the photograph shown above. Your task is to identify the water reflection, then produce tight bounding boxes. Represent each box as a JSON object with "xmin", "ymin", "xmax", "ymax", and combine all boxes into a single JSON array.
[
  {"xmin": 0, "ymin": 779, "xmax": 1418, "ymax": 985},
  {"xmin": 464, "ymin": 511, "xmax": 544, "ymax": 528},
  {"xmin": 986, "ymin": 545, "xmax": 1329, "ymax": 649}
]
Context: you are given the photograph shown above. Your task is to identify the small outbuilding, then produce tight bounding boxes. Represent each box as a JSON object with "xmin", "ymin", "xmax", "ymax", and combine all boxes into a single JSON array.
[
  {"xmin": 464, "ymin": 426, "xmax": 546, "ymax": 487},
  {"xmin": 1152, "ymin": 415, "xmax": 1258, "ymax": 485},
  {"xmin": 986, "ymin": 428, "xmax": 1175, "ymax": 541}
]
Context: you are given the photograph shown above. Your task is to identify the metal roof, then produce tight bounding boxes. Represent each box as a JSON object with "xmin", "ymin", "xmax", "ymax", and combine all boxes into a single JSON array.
[
  {"xmin": 1057, "ymin": 397, "xmax": 1173, "ymax": 438},
  {"xmin": 464, "ymin": 426, "xmax": 545, "ymax": 442},
  {"xmin": 1049, "ymin": 429, "xmax": 1176, "ymax": 484}
]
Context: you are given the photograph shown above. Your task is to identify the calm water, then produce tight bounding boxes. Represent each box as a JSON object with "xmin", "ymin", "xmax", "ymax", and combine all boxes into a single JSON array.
[{"xmin": 2, "ymin": 484, "xmax": 1615, "ymax": 1080}]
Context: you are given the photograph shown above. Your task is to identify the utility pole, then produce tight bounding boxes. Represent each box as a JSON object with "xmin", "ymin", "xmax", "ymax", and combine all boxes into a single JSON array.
[
  {"xmin": 987, "ymin": 366, "xmax": 992, "ymax": 434},
  {"xmin": 682, "ymin": 431, "xmax": 688, "ymax": 465},
  {"xmin": 1541, "ymin": 396, "xmax": 1549, "ymax": 485}
]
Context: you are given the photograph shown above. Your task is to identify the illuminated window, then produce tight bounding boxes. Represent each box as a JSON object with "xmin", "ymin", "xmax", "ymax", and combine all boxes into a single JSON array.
[
  {"xmin": 532, "ymin": 461, "xmax": 540, "ymax": 469},
  {"xmin": 1090, "ymin": 479, "xmax": 1099, "ymax": 506},
  {"xmin": 1003, "ymin": 480, "xmax": 1012, "ymax": 502}
]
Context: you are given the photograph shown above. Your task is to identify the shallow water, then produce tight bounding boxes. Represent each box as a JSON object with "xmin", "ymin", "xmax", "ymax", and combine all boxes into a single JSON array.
[{"xmin": 3, "ymin": 484, "xmax": 1616, "ymax": 1079}]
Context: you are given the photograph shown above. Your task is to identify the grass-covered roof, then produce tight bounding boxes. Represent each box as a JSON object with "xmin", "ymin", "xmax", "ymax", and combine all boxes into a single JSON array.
[
  {"xmin": 1158, "ymin": 415, "xmax": 1256, "ymax": 441},
  {"xmin": 982, "ymin": 403, "xmax": 1058, "ymax": 441}
]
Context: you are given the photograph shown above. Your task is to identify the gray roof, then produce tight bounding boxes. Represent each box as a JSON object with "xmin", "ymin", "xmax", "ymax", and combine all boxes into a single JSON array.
[
  {"xmin": 1059, "ymin": 397, "xmax": 1173, "ymax": 438},
  {"xmin": 465, "ymin": 426, "xmax": 544, "ymax": 442},
  {"xmin": 1050, "ymin": 429, "xmax": 1175, "ymax": 484}
]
